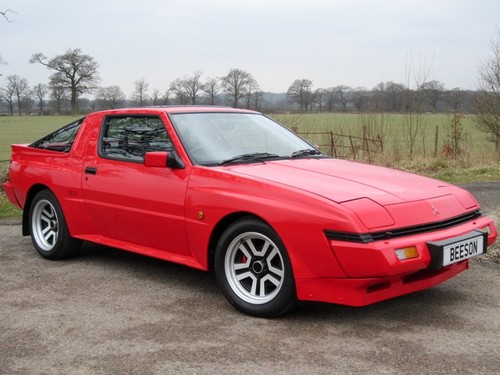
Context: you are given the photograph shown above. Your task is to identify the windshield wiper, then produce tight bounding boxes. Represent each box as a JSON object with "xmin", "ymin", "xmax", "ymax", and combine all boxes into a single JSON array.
[
  {"xmin": 220, "ymin": 152, "xmax": 281, "ymax": 165},
  {"xmin": 291, "ymin": 148, "xmax": 323, "ymax": 158}
]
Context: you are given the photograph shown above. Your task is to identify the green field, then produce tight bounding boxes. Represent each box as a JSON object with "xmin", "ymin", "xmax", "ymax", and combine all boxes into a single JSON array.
[
  {"xmin": 271, "ymin": 112, "xmax": 495, "ymax": 158},
  {"xmin": 0, "ymin": 115, "xmax": 77, "ymax": 161},
  {"xmin": 1, "ymin": 113, "xmax": 499, "ymax": 219}
]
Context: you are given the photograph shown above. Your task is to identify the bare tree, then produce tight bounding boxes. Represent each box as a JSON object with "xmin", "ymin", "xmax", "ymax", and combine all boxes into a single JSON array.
[
  {"xmin": 49, "ymin": 82, "xmax": 68, "ymax": 115},
  {"xmin": 1, "ymin": 81, "xmax": 15, "ymax": 115},
  {"xmin": 151, "ymin": 89, "xmax": 161, "ymax": 106},
  {"xmin": 287, "ymin": 79, "xmax": 314, "ymax": 112},
  {"xmin": 402, "ymin": 55, "xmax": 432, "ymax": 157},
  {"xmin": 334, "ymin": 85, "xmax": 352, "ymax": 112},
  {"xmin": 222, "ymin": 68, "xmax": 255, "ymax": 108},
  {"xmin": 1, "ymin": 9, "xmax": 16, "ymax": 22},
  {"xmin": 421, "ymin": 80, "xmax": 445, "ymax": 112},
  {"xmin": 30, "ymin": 48, "xmax": 100, "ymax": 115},
  {"xmin": 314, "ymin": 88, "xmax": 326, "ymax": 112},
  {"xmin": 446, "ymin": 88, "xmax": 464, "ymax": 113},
  {"xmin": 351, "ymin": 87, "xmax": 368, "ymax": 112},
  {"xmin": 203, "ymin": 77, "xmax": 220, "ymax": 105},
  {"xmin": 4, "ymin": 75, "xmax": 30, "ymax": 115},
  {"xmin": 132, "ymin": 78, "xmax": 149, "ymax": 107},
  {"xmin": 181, "ymin": 71, "xmax": 203, "ymax": 105},
  {"xmin": 474, "ymin": 29, "xmax": 500, "ymax": 156},
  {"xmin": 245, "ymin": 76, "xmax": 260, "ymax": 109},
  {"xmin": 96, "ymin": 86, "xmax": 125, "ymax": 109},
  {"xmin": 169, "ymin": 79, "xmax": 189, "ymax": 105},
  {"xmin": 325, "ymin": 87, "xmax": 338, "ymax": 112},
  {"xmin": 33, "ymin": 83, "xmax": 49, "ymax": 115}
]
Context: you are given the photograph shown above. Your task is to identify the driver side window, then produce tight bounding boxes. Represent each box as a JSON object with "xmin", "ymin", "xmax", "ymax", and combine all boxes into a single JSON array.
[{"xmin": 99, "ymin": 115, "xmax": 173, "ymax": 162}]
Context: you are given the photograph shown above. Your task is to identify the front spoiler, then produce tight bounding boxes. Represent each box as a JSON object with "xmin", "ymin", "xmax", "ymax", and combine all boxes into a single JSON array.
[{"xmin": 295, "ymin": 260, "xmax": 468, "ymax": 306}]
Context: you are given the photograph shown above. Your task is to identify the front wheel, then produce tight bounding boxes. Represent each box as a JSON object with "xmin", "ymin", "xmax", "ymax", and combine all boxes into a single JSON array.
[
  {"xmin": 215, "ymin": 218, "xmax": 297, "ymax": 317},
  {"xmin": 29, "ymin": 190, "xmax": 82, "ymax": 260}
]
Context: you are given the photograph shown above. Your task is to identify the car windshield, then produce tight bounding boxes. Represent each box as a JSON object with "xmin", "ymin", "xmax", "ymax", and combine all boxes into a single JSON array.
[{"xmin": 169, "ymin": 112, "xmax": 322, "ymax": 165}]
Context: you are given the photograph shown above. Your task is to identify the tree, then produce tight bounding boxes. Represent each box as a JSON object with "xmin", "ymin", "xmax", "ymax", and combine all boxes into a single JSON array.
[
  {"xmin": 222, "ymin": 68, "xmax": 255, "ymax": 108},
  {"xmin": 1, "ymin": 9, "xmax": 16, "ymax": 22},
  {"xmin": 132, "ymin": 78, "xmax": 149, "ymax": 107},
  {"xmin": 1, "ymin": 80, "xmax": 15, "ymax": 115},
  {"xmin": 421, "ymin": 80, "xmax": 445, "ymax": 112},
  {"xmin": 203, "ymin": 77, "xmax": 220, "ymax": 105},
  {"xmin": 287, "ymin": 79, "xmax": 314, "ymax": 112},
  {"xmin": 4, "ymin": 75, "xmax": 30, "ymax": 115},
  {"xmin": 33, "ymin": 83, "xmax": 49, "ymax": 115},
  {"xmin": 49, "ymin": 81, "xmax": 68, "ymax": 115},
  {"xmin": 169, "ymin": 78, "xmax": 189, "ymax": 105},
  {"xmin": 181, "ymin": 71, "xmax": 203, "ymax": 105},
  {"xmin": 314, "ymin": 88, "xmax": 326, "ymax": 112},
  {"xmin": 474, "ymin": 29, "xmax": 500, "ymax": 156},
  {"xmin": 96, "ymin": 86, "xmax": 125, "ymax": 109},
  {"xmin": 245, "ymin": 76, "xmax": 260, "ymax": 109},
  {"xmin": 334, "ymin": 85, "xmax": 352, "ymax": 112},
  {"xmin": 402, "ymin": 56, "xmax": 432, "ymax": 157},
  {"xmin": 30, "ymin": 48, "xmax": 100, "ymax": 116},
  {"xmin": 325, "ymin": 87, "xmax": 338, "ymax": 112}
]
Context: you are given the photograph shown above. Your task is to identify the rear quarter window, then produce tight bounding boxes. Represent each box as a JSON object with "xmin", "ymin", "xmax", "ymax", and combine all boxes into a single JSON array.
[{"xmin": 30, "ymin": 118, "xmax": 85, "ymax": 152}]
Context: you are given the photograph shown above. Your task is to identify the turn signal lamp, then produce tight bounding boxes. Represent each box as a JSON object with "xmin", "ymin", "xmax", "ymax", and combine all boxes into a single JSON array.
[{"xmin": 395, "ymin": 246, "xmax": 419, "ymax": 261}]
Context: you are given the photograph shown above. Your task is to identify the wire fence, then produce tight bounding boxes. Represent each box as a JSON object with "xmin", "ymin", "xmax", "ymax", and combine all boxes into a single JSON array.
[{"xmin": 297, "ymin": 131, "xmax": 384, "ymax": 163}]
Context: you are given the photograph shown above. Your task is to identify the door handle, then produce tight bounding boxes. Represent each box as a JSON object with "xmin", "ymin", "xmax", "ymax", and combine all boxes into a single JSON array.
[{"xmin": 85, "ymin": 166, "xmax": 97, "ymax": 175}]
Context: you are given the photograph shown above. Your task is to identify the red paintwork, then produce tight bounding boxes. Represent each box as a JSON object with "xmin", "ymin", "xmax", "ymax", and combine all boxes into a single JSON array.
[{"xmin": 2, "ymin": 107, "xmax": 498, "ymax": 307}]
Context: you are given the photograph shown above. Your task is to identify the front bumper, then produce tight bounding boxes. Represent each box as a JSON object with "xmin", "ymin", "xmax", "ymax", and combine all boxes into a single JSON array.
[
  {"xmin": 295, "ymin": 214, "xmax": 497, "ymax": 306},
  {"xmin": 296, "ymin": 260, "xmax": 468, "ymax": 306}
]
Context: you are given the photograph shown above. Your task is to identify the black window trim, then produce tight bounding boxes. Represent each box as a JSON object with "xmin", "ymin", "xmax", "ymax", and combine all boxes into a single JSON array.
[{"xmin": 98, "ymin": 114, "xmax": 174, "ymax": 164}]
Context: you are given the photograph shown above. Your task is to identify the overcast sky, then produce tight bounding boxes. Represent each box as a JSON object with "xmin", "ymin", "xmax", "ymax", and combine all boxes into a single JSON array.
[{"xmin": 1, "ymin": 0, "xmax": 499, "ymax": 96}]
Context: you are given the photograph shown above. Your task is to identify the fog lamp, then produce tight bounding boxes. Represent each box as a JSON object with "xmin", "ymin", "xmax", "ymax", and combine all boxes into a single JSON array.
[{"xmin": 395, "ymin": 246, "xmax": 419, "ymax": 260}]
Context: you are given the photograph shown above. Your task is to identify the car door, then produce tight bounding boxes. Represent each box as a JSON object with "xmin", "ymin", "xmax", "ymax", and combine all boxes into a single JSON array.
[{"xmin": 81, "ymin": 114, "xmax": 191, "ymax": 255}]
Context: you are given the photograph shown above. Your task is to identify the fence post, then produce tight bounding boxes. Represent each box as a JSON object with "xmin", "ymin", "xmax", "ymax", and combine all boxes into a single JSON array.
[
  {"xmin": 349, "ymin": 135, "xmax": 356, "ymax": 159},
  {"xmin": 330, "ymin": 131, "xmax": 336, "ymax": 157}
]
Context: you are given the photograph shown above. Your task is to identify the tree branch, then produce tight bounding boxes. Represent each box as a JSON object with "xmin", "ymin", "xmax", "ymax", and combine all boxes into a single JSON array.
[{"xmin": 1, "ymin": 9, "xmax": 17, "ymax": 22}]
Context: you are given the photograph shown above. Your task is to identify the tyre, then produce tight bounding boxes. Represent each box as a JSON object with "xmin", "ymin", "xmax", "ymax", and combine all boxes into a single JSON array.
[
  {"xmin": 215, "ymin": 218, "xmax": 297, "ymax": 317},
  {"xmin": 29, "ymin": 190, "xmax": 82, "ymax": 260}
]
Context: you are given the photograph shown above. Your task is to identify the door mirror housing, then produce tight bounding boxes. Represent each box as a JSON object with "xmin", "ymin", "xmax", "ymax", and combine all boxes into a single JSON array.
[{"xmin": 144, "ymin": 151, "xmax": 184, "ymax": 169}]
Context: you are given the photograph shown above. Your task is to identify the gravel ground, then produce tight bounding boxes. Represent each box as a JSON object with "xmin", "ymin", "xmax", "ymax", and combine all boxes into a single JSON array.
[{"xmin": 0, "ymin": 182, "xmax": 498, "ymax": 375}]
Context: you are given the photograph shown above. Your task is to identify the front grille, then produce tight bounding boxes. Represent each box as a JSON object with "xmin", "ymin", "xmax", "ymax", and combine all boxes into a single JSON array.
[{"xmin": 325, "ymin": 210, "xmax": 482, "ymax": 243}]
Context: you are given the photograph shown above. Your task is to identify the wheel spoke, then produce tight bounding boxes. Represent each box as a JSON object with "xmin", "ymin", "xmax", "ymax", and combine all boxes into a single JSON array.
[
  {"xmin": 266, "ymin": 248, "xmax": 284, "ymax": 277},
  {"xmin": 41, "ymin": 207, "xmax": 54, "ymax": 219},
  {"xmin": 42, "ymin": 225, "xmax": 52, "ymax": 236},
  {"xmin": 259, "ymin": 274, "xmax": 281, "ymax": 296},
  {"xmin": 234, "ymin": 262, "xmax": 250, "ymax": 271},
  {"xmin": 244, "ymin": 238, "xmax": 259, "ymax": 256},
  {"xmin": 45, "ymin": 230, "xmax": 56, "ymax": 245},
  {"xmin": 236, "ymin": 271, "xmax": 257, "ymax": 295},
  {"xmin": 237, "ymin": 243, "xmax": 253, "ymax": 262}
]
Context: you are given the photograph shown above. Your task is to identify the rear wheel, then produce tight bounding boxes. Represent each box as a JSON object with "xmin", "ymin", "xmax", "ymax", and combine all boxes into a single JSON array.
[
  {"xmin": 215, "ymin": 218, "xmax": 297, "ymax": 317},
  {"xmin": 29, "ymin": 190, "xmax": 82, "ymax": 260}
]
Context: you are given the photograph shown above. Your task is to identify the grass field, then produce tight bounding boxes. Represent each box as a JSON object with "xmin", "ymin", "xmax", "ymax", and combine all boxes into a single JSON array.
[
  {"xmin": 0, "ymin": 115, "xmax": 77, "ymax": 162},
  {"xmin": 1, "ymin": 113, "xmax": 499, "ymax": 219},
  {"xmin": 271, "ymin": 112, "xmax": 495, "ymax": 158}
]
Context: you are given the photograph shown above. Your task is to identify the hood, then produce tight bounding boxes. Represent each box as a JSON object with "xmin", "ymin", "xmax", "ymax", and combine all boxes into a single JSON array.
[{"xmin": 223, "ymin": 158, "xmax": 478, "ymax": 228}]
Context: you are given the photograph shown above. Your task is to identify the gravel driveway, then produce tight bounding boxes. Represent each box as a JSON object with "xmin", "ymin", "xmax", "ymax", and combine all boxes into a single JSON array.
[{"xmin": 0, "ymin": 182, "xmax": 499, "ymax": 374}]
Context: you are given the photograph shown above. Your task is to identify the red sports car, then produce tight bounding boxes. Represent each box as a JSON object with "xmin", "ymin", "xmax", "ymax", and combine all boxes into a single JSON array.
[{"xmin": 2, "ymin": 106, "xmax": 497, "ymax": 317}]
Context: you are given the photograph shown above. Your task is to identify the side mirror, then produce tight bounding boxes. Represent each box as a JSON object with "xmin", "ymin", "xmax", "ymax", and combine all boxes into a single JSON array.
[{"xmin": 144, "ymin": 151, "xmax": 184, "ymax": 169}]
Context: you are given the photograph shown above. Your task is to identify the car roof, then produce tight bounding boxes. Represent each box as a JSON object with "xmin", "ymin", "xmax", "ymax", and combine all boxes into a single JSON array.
[{"xmin": 91, "ymin": 106, "xmax": 260, "ymax": 116}]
